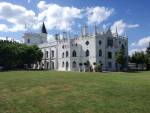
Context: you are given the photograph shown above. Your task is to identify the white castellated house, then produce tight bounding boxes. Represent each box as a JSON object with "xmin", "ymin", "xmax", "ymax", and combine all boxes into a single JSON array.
[{"xmin": 23, "ymin": 23, "xmax": 128, "ymax": 72}]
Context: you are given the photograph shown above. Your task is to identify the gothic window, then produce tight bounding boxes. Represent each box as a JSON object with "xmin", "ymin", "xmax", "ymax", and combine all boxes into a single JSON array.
[
  {"xmin": 62, "ymin": 45, "xmax": 64, "ymax": 49},
  {"xmin": 27, "ymin": 38, "xmax": 30, "ymax": 43},
  {"xmin": 51, "ymin": 50, "xmax": 54, "ymax": 58},
  {"xmin": 99, "ymin": 40, "xmax": 102, "ymax": 45},
  {"xmin": 107, "ymin": 39, "xmax": 113, "ymax": 47},
  {"xmin": 108, "ymin": 52, "xmax": 112, "ymax": 59},
  {"xmin": 85, "ymin": 50, "xmax": 90, "ymax": 57},
  {"xmin": 121, "ymin": 44, "xmax": 125, "ymax": 50},
  {"xmin": 46, "ymin": 51, "xmax": 48, "ymax": 58},
  {"xmin": 66, "ymin": 62, "xmax": 69, "ymax": 70},
  {"xmin": 46, "ymin": 62, "xmax": 49, "ymax": 69},
  {"xmin": 62, "ymin": 52, "xmax": 64, "ymax": 58},
  {"xmin": 72, "ymin": 61, "xmax": 77, "ymax": 68},
  {"xmin": 66, "ymin": 51, "xmax": 69, "ymax": 57},
  {"xmin": 99, "ymin": 49, "xmax": 102, "ymax": 57},
  {"xmin": 85, "ymin": 41, "xmax": 89, "ymax": 45},
  {"xmin": 72, "ymin": 50, "xmax": 77, "ymax": 57},
  {"xmin": 62, "ymin": 62, "xmax": 64, "ymax": 67}
]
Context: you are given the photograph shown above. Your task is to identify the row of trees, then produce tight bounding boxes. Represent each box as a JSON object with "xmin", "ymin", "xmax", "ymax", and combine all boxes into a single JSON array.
[
  {"xmin": 115, "ymin": 42, "xmax": 150, "ymax": 71},
  {"xmin": 0, "ymin": 40, "xmax": 43, "ymax": 70},
  {"xmin": 129, "ymin": 43, "xmax": 150, "ymax": 70}
]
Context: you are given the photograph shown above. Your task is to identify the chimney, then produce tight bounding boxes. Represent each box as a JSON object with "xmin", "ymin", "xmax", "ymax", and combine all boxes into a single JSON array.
[
  {"xmin": 62, "ymin": 32, "xmax": 67, "ymax": 40},
  {"xmin": 81, "ymin": 25, "xmax": 88, "ymax": 37},
  {"xmin": 55, "ymin": 34, "xmax": 60, "ymax": 40},
  {"xmin": 94, "ymin": 25, "xmax": 98, "ymax": 35}
]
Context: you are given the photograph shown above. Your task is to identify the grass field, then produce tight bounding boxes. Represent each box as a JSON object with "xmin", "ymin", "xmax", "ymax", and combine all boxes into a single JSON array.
[{"xmin": 0, "ymin": 71, "xmax": 150, "ymax": 113}]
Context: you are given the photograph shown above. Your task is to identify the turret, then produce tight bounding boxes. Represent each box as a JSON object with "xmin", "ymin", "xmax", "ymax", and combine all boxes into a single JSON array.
[{"xmin": 41, "ymin": 22, "xmax": 47, "ymax": 34}]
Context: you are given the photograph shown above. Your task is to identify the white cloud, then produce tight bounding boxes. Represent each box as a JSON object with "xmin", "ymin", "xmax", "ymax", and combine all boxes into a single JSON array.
[
  {"xmin": 0, "ymin": 24, "xmax": 8, "ymax": 32},
  {"xmin": 131, "ymin": 36, "xmax": 150, "ymax": 47},
  {"xmin": 87, "ymin": 7, "xmax": 114, "ymax": 25},
  {"xmin": 129, "ymin": 36, "xmax": 150, "ymax": 55},
  {"xmin": 0, "ymin": 2, "xmax": 37, "ymax": 32},
  {"xmin": 129, "ymin": 48, "xmax": 146, "ymax": 56},
  {"xmin": 37, "ymin": 1, "xmax": 83, "ymax": 31},
  {"xmin": 128, "ymin": 24, "xmax": 139, "ymax": 28},
  {"xmin": 111, "ymin": 20, "xmax": 139, "ymax": 35},
  {"xmin": 47, "ymin": 34, "xmax": 55, "ymax": 42}
]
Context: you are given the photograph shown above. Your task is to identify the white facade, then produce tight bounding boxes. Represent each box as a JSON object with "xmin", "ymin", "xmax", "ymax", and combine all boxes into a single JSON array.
[{"xmin": 23, "ymin": 25, "xmax": 128, "ymax": 72}]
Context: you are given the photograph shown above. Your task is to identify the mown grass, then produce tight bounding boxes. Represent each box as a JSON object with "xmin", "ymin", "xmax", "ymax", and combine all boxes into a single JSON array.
[{"xmin": 0, "ymin": 71, "xmax": 150, "ymax": 113}]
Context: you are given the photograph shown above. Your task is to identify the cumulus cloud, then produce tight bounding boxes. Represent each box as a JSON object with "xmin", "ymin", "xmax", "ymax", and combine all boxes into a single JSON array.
[
  {"xmin": 0, "ymin": 24, "xmax": 8, "ymax": 32},
  {"xmin": 129, "ymin": 48, "xmax": 146, "ymax": 56},
  {"xmin": 37, "ymin": 1, "xmax": 83, "ymax": 31},
  {"xmin": 111, "ymin": 20, "xmax": 139, "ymax": 35},
  {"xmin": 87, "ymin": 7, "xmax": 114, "ymax": 25},
  {"xmin": 0, "ymin": 2, "xmax": 37, "ymax": 32},
  {"xmin": 129, "ymin": 36, "xmax": 150, "ymax": 55},
  {"xmin": 131, "ymin": 36, "xmax": 150, "ymax": 47}
]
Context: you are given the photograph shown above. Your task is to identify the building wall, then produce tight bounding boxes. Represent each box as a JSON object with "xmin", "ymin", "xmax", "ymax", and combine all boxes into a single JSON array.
[{"xmin": 23, "ymin": 30, "xmax": 128, "ymax": 72}]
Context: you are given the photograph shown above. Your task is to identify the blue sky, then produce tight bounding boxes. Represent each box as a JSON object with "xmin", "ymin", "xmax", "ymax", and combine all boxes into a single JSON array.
[{"xmin": 0, "ymin": 0, "xmax": 150, "ymax": 55}]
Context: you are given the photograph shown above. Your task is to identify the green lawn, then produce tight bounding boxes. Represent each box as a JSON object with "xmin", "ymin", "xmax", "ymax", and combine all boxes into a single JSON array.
[{"xmin": 0, "ymin": 71, "xmax": 150, "ymax": 113}]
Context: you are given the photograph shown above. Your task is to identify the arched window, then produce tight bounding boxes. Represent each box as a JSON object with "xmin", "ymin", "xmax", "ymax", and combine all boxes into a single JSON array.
[
  {"xmin": 99, "ymin": 49, "xmax": 102, "ymax": 57},
  {"xmin": 85, "ymin": 41, "xmax": 89, "ymax": 45},
  {"xmin": 51, "ymin": 50, "xmax": 54, "ymax": 58},
  {"xmin": 121, "ymin": 44, "xmax": 125, "ymax": 50},
  {"xmin": 72, "ymin": 50, "xmax": 77, "ymax": 57},
  {"xmin": 72, "ymin": 61, "xmax": 77, "ymax": 68},
  {"xmin": 66, "ymin": 51, "xmax": 69, "ymax": 57},
  {"xmin": 66, "ymin": 62, "xmax": 69, "ymax": 70},
  {"xmin": 62, "ymin": 52, "xmax": 64, "ymax": 58},
  {"xmin": 85, "ymin": 49, "xmax": 90, "ymax": 57},
  {"xmin": 46, "ymin": 51, "xmax": 48, "ymax": 58},
  {"xmin": 62, "ymin": 62, "xmax": 64, "ymax": 67}
]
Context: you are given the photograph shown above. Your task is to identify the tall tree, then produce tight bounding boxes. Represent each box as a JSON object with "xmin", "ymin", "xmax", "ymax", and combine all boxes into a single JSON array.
[
  {"xmin": 116, "ymin": 49, "xmax": 126, "ymax": 70},
  {"xmin": 130, "ymin": 51, "xmax": 145, "ymax": 70},
  {"xmin": 0, "ymin": 40, "xmax": 43, "ymax": 70},
  {"xmin": 145, "ymin": 42, "xmax": 150, "ymax": 70}
]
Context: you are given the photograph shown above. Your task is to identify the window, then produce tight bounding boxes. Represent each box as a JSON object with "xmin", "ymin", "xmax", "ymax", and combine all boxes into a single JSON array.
[
  {"xmin": 121, "ymin": 44, "xmax": 125, "ymax": 50},
  {"xmin": 62, "ymin": 45, "xmax": 64, "ymax": 49},
  {"xmin": 99, "ymin": 40, "xmax": 102, "ymax": 45},
  {"xmin": 85, "ymin": 50, "xmax": 90, "ymax": 57},
  {"xmin": 107, "ymin": 39, "xmax": 113, "ymax": 47},
  {"xmin": 62, "ymin": 62, "xmax": 64, "ymax": 67},
  {"xmin": 66, "ymin": 51, "xmax": 69, "ymax": 57},
  {"xmin": 46, "ymin": 51, "xmax": 48, "ymax": 58},
  {"xmin": 72, "ymin": 50, "xmax": 77, "ymax": 57},
  {"xmin": 72, "ymin": 61, "xmax": 77, "ymax": 68},
  {"xmin": 99, "ymin": 49, "xmax": 102, "ymax": 57},
  {"xmin": 46, "ymin": 62, "xmax": 49, "ymax": 69},
  {"xmin": 27, "ymin": 38, "xmax": 30, "ymax": 43},
  {"xmin": 85, "ymin": 41, "xmax": 89, "ymax": 45},
  {"xmin": 51, "ymin": 50, "xmax": 54, "ymax": 58},
  {"xmin": 108, "ymin": 52, "xmax": 112, "ymax": 59},
  {"xmin": 108, "ymin": 62, "xmax": 112, "ymax": 68},
  {"xmin": 62, "ymin": 52, "xmax": 64, "ymax": 58},
  {"xmin": 66, "ymin": 62, "xmax": 69, "ymax": 70}
]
